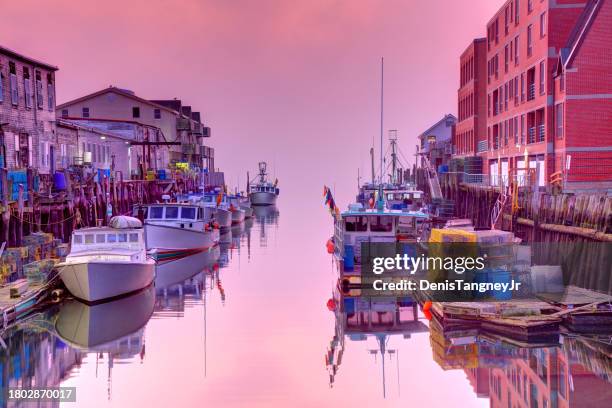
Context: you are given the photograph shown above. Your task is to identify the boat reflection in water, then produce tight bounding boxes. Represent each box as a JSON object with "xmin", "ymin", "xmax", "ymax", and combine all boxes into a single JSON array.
[
  {"xmin": 429, "ymin": 314, "xmax": 612, "ymax": 406},
  {"xmin": 325, "ymin": 285, "xmax": 429, "ymax": 397},
  {"xmin": 252, "ymin": 205, "xmax": 278, "ymax": 247},
  {"xmin": 155, "ymin": 245, "xmax": 221, "ymax": 290}
]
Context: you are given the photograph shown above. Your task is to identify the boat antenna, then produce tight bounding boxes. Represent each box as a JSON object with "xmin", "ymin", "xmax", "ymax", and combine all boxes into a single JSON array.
[
  {"xmin": 379, "ymin": 57, "xmax": 384, "ymax": 185},
  {"xmin": 370, "ymin": 147, "xmax": 375, "ymax": 184}
]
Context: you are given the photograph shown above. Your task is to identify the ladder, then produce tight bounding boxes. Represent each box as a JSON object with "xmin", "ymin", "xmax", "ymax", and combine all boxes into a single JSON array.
[{"xmin": 422, "ymin": 155, "xmax": 443, "ymax": 200}]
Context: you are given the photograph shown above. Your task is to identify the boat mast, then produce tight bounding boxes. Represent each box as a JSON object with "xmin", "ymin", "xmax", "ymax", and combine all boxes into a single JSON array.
[
  {"xmin": 379, "ymin": 57, "xmax": 384, "ymax": 185},
  {"xmin": 389, "ymin": 130, "xmax": 398, "ymax": 184},
  {"xmin": 370, "ymin": 147, "xmax": 375, "ymax": 184}
]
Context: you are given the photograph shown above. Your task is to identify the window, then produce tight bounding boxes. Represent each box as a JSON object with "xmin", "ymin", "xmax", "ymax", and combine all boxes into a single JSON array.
[
  {"xmin": 9, "ymin": 63, "xmax": 18, "ymax": 105},
  {"xmin": 345, "ymin": 216, "xmax": 368, "ymax": 232},
  {"xmin": 165, "ymin": 206, "xmax": 179, "ymax": 219},
  {"xmin": 73, "ymin": 235, "xmax": 83, "ymax": 245},
  {"xmin": 118, "ymin": 233, "xmax": 127, "ymax": 243},
  {"xmin": 528, "ymin": 0, "xmax": 533, "ymax": 13},
  {"xmin": 107, "ymin": 233, "xmax": 117, "ymax": 243},
  {"xmin": 35, "ymin": 71, "xmax": 43, "ymax": 109},
  {"xmin": 539, "ymin": 61, "xmax": 545, "ymax": 94},
  {"xmin": 85, "ymin": 234, "xmax": 95, "ymax": 244},
  {"xmin": 521, "ymin": 73, "xmax": 525, "ymax": 101},
  {"xmin": 495, "ymin": 18, "xmax": 499, "ymax": 44},
  {"xmin": 23, "ymin": 68, "xmax": 32, "ymax": 108},
  {"xmin": 149, "ymin": 206, "xmax": 164, "ymax": 219},
  {"xmin": 521, "ymin": 114, "xmax": 525, "ymax": 144},
  {"xmin": 47, "ymin": 74, "xmax": 54, "ymax": 110},
  {"xmin": 514, "ymin": 36, "xmax": 519, "ymax": 64},
  {"xmin": 82, "ymin": 107, "xmax": 90, "ymax": 118},
  {"xmin": 540, "ymin": 12, "xmax": 546, "ymax": 37},
  {"xmin": 96, "ymin": 234, "xmax": 106, "ymax": 244},
  {"xmin": 527, "ymin": 25, "xmax": 533, "ymax": 57},
  {"xmin": 154, "ymin": 108, "xmax": 161, "ymax": 119},
  {"xmin": 504, "ymin": 7, "xmax": 509, "ymax": 35},
  {"xmin": 370, "ymin": 216, "xmax": 393, "ymax": 232},
  {"xmin": 180, "ymin": 207, "xmax": 196, "ymax": 219},
  {"xmin": 132, "ymin": 106, "xmax": 140, "ymax": 118},
  {"xmin": 129, "ymin": 233, "xmax": 139, "ymax": 242},
  {"xmin": 0, "ymin": 73, "xmax": 3, "ymax": 103},
  {"xmin": 556, "ymin": 103, "xmax": 564, "ymax": 138},
  {"xmin": 514, "ymin": 76, "xmax": 519, "ymax": 104},
  {"xmin": 515, "ymin": 0, "xmax": 520, "ymax": 24},
  {"xmin": 504, "ymin": 45, "xmax": 509, "ymax": 72}
]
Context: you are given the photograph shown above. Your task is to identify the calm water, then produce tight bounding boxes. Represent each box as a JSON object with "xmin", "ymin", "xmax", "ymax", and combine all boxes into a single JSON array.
[{"xmin": 1, "ymin": 197, "xmax": 611, "ymax": 407}]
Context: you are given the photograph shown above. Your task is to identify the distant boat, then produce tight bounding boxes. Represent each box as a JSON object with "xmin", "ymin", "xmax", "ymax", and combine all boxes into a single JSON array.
[
  {"xmin": 248, "ymin": 162, "xmax": 279, "ymax": 206},
  {"xmin": 135, "ymin": 203, "xmax": 220, "ymax": 261},
  {"xmin": 58, "ymin": 216, "xmax": 155, "ymax": 303},
  {"xmin": 228, "ymin": 195, "xmax": 246, "ymax": 224}
]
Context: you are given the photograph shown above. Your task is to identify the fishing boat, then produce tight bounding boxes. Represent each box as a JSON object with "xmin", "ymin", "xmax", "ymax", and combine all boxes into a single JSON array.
[
  {"xmin": 228, "ymin": 196, "xmax": 246, "ymax": 224},
  {"xmin": 196, "ymin": 191, "xmax": 233, "ymax": 229},
  {"xmin": 237, "ymin": 194, "xmax": 254, "ymax": 218},
  {"xmin": 58, "ymin": 216, "xmax": 155, "ymax": 303},
  {"xmin": 248, "ymin": 162, "xmax": 279, "ymax": 206},
  {"xmin": 332, "ymin": 200, "xmax": 429, "ymax": 267},
  {"xmin": 357, "ymin": 182, "xmax": 425, "ymax": 212},
  {"xmin": 135, "ymin": 203, "xmax": 220, "ymax": 261}
]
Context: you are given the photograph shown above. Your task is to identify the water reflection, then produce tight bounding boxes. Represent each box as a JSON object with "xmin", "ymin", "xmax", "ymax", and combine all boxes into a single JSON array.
[{"xmin": 429, "ymin": 313, "xmax": 612, "ymax": 406}]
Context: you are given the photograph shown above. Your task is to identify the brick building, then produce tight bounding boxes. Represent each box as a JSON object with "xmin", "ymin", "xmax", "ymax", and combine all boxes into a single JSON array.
[
  {"xmin": 0, "ymin": 45, "xmax": 58, "ymax": 173},
  {"xmin": 457, "ymin": 0, "xmax": 612, "ymax": 192},
  {"xmin": 417, "ymin": 114, "xmax": 457, "ymax": 169},
  {"xmin": 455, "ymin": 38, "xmax": 487, "ymax": 158},
  {"xmin": 552, "ymin": 0, "xmax": 612, "ymax": 191}
]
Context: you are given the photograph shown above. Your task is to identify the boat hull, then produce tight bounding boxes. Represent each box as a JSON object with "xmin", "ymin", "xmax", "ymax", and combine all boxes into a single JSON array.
[
  {"xmin": 249, "ymin": 191, "xmax": 277, "ymax": 206},
  {"xmin": 213, "ymin": 208, "xmax": 232, "ymax": 229},
  {"xmin": 231, "ymin": 208, "xmax": 246, "ymax": 224},
  {"xmin": 145, "ymin": 223, "xmax": 219, "ymax": 256},
  {"xmin": 242, "ymin": 206, "xmax": 254, "ymax": 218},
  {"xmin": 60, "ymin": 260, "xmax": 155, "ymax": 303}
]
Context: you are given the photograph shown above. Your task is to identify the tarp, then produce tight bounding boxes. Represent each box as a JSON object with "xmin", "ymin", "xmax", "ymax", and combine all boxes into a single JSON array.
[{"xmin": 109, "ymin": 216, "xmax": 143, "ymax": 229}]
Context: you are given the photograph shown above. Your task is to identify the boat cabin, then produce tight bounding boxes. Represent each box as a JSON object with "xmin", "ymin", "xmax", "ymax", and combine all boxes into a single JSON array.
[
  {"xmin": 134, "ymin": 204, "xmax": 206, "ymax": 231},
  {"xmin": 249, "ymin": 184, "xmax": 279, "ymax": 195},
  {"xmin": 69, "ymin": 227, "xmax": 147, "ymax": 261}
]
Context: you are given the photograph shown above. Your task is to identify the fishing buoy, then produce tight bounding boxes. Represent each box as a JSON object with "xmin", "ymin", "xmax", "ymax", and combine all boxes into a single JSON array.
[
  {"xmin": 326, "ymin": 298, "xmax": 336, "ymax": 311},
  {"xmin": 51, "ymin": 289, "xmax": 64, "ymax": 302},
  {"xmin": 326, "ymin": 238, "xmax": 334, "ymax": 254},
  {"xmin": 423, "ymin": 300, "xmax": 432, "ymax": 312}
]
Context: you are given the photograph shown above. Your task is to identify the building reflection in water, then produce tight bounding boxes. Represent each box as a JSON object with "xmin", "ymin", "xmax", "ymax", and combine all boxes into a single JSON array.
[{"xmin": 430, "ymin": 314, "xmax": 612, "ymax": 407}]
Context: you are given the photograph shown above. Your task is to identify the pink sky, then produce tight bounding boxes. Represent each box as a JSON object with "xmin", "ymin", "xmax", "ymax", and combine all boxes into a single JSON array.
[{"xmin": 1, "ymin": 0, "xmax": 502, "ymax": 205}]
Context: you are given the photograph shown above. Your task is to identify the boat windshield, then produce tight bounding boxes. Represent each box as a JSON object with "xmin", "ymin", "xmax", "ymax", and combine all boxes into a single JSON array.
[
  {"xmin": 369, "ymin": 216, "xmax": 394, "ymax": 232},
  {"xmin": 149, "ymin": 206, "xmax": 164, "ymax": 219},
  {"xmin": 73, "ymin": 231, "xmax": 142, "ymax": 245},
  {"xmin": 181, "ymin": 207, "xmax": 196, "ymax": 219},
  {"xmin": 203, "ymin": 195, "xmax": 214, "ymax": 203},
  {"xmin": 165, "ymin": 206, "xmax": 179, "ymax": 219},
  {"xmin": 344, "ymin": 216, "xmax": 368, "ymax": 232}
]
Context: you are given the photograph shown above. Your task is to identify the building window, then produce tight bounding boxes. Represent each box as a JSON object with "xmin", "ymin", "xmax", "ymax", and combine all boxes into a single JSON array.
[
  {"xmin": 528, "ymin": 0, "xmax": 533, "ymax": 13},
  {"xmin": 540, "ymin": 12, "xmax": 547, "ymax": 37},
  {"xmin": 521, "ymin": 73, "xmax": 525, "ymax": 102},
  {"xmin": 556, "ymin": 103, "xmax": 564, "ymax": 138},
  {"xmin": 505, "ymin": 7, "xmax": 509, "ymax": 35},
  {"xmin": 132, "ymin": 107, "xmax": 140, "ymax": 118},
  {"xmin": 61, "ymin": 109, "xmax": 68, "ymax": 117},
  {"xmin": 514, "ymin": 36, "xmax": 519, "ymax": 65},
  {"xmin": 0, "ymin": 72, "xmax": 3, "ymax": 103},
  {"xmin": 539, "ymin": 61, "xmax": 545, "ymax": 94},
  {"xmin": 82, "ymin": 107, "xmax": 90, "ymax": 118},
  {"xmin": 495, "ymin": 54, "xmax": 499, "ymax": 78},
  {"xmin": 47, "ymin": 74, "xmax": 54, "ymax": 110},
  {"xmin": 495, "ymin": 18, "xmax": 499, "ymax": 44},
  {"xmin": 35, "ymin": 71, "xmax": 43, "ymax": 109},
  {"xmin": 504, "ymin": 45, "xmax": 509, "ymax": 73},
  {"xmin": 520, "ymin": 114, "xmax": 525, "ymax": 144},
  {"xmin": 514, "ymin": 117, "xmax": 519, "ymax": 144},
  {"xmin": 9, "ymin": 62, "xmax": 18, "ymax": 106},
  {"xmin": 514, "ymin": 76, "xmax": 519, "ymax": 104},
  {"xmin": 23, "ymin": 68, "xmax": 33, "ymax": 109},
  {"xmin": 527, "ymin": 25, "xmax": 533, "ymax": 57},
  {"xmin": 154, "ymin": 108, "xmax": 161, "ymax": 119}
]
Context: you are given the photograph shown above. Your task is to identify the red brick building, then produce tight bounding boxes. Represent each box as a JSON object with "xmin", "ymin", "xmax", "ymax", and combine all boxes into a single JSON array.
[
  {"xmin": 455, "ymin": 38, "xmax": 487, "ymax": 157},
  {"xmin": 471, "ymin": 0, "xmax": 612, "ymax": 192},
  {"xmin": 552, "ymin": 0, "xmax": 612, "ymax": 191}
]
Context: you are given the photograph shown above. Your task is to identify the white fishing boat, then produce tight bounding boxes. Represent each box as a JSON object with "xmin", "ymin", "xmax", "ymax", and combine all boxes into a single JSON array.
[
  {"xmin": 248, "ymin": 162, "xmax": 279, "ymax": 206},
  {"xmin": 196, "ymin": 192, "xmax": 233, "ymax": 229},
  {"xmin": 135, "ymin": 203, "xmax": 220, "ymax": 261},
  {"xmin": 237, "ymin": 195, "xmax": 254, "ymax": 218},
  {"xmin": 228, "ymin": 196, "xmax": 246, "ymax": 224},
  {"xmin": 58, "ymin": 216, "xmax": 155, "ymax": 303}
]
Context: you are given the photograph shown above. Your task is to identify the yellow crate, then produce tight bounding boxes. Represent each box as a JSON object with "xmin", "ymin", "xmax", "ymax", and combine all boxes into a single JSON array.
[{"xmin": 429, "ymin": 228, "xmax": 477, "ymax": 243}]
